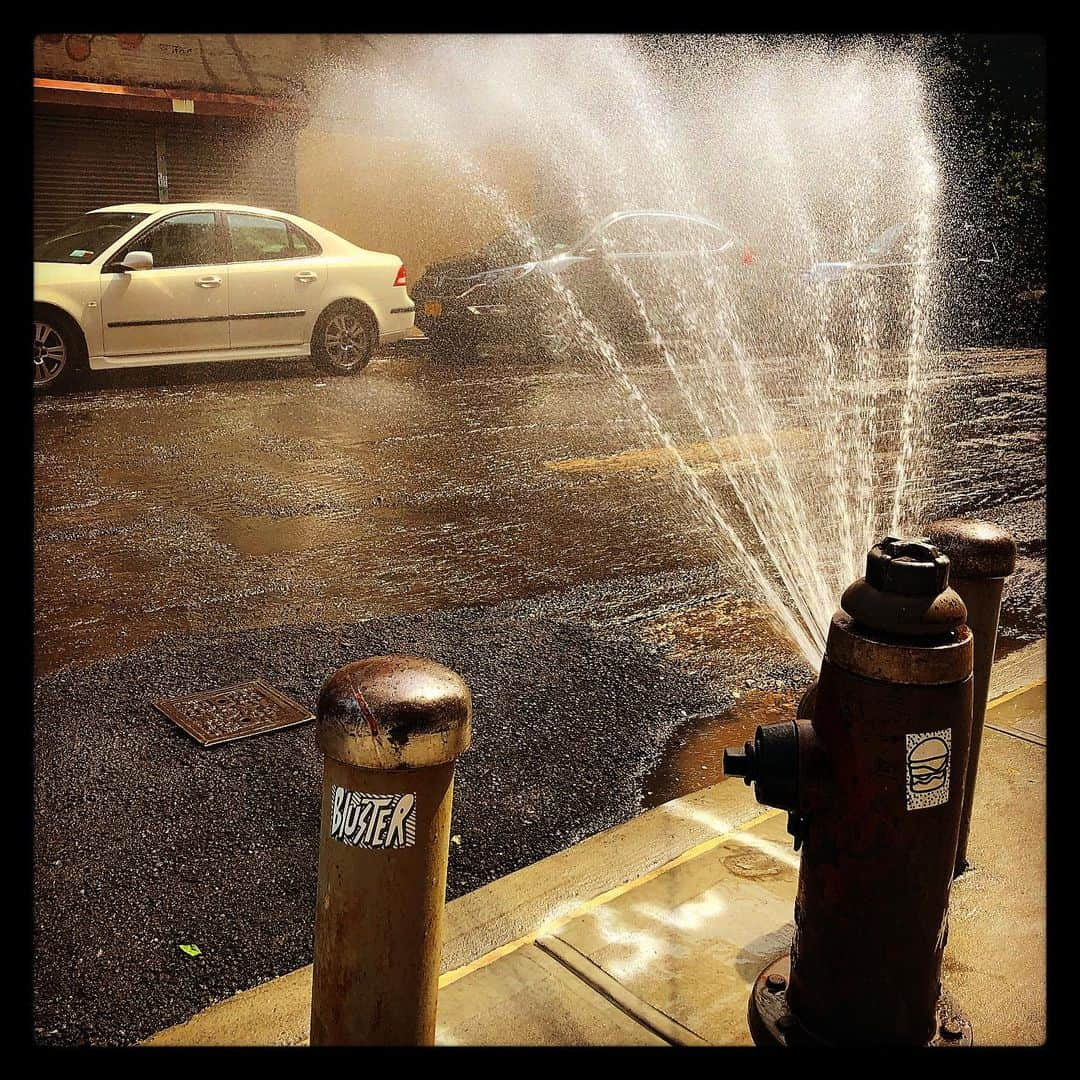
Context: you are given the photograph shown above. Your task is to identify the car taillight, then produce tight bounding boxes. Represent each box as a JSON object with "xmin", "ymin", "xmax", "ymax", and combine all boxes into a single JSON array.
[{"xmin": 393, "ymin": 264, "xmax": 407, "ymax": 287}]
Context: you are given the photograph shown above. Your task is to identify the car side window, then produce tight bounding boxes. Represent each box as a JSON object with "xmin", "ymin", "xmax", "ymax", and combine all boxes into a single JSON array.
[
  {"xmin": 288, "ymin": 223, "xmax": 321, "ymax": 257},
  {"xmin": 130, "ymin": 212, "xmax": 223, "ymax": 269},
  {"xmin": 227, "ymin": 213, "xmax": 294, "ymax": 262}
]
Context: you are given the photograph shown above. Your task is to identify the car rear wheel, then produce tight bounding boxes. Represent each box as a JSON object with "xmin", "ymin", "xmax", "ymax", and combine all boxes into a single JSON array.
[
  {"xmin": 312, "ymin": 302, "xmax": 377, "ymax": 375},
  {"xmin": 33, "ymin": 310, "xmax": 84, "ymax": 392}
]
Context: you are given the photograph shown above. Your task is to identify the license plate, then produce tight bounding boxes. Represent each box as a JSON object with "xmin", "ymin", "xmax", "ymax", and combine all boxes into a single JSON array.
[{"xmin": 423, "ymin": 300, "xmax": 443, "ymax": 317}]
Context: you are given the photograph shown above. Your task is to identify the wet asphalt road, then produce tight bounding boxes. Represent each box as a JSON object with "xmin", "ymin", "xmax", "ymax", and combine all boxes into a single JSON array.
[{"xmin": 32, "ymin": 344, "xmax": 1044, "ymax": 1044}]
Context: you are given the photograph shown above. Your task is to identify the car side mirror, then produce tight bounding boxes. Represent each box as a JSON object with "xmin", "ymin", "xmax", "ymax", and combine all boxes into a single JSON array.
[{"xmin": 121, "ymin": 250, "xmax": 154, "ymax": 271}]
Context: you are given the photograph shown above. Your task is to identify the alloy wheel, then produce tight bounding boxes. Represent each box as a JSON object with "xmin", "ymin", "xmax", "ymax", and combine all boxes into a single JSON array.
[
  {"xmin": 324, "ymin": 311, "xmax": 370, "ymax": 371},
  {"xmin": 34, "ymin": 321, "xmax": 67, "ymax": 387}
]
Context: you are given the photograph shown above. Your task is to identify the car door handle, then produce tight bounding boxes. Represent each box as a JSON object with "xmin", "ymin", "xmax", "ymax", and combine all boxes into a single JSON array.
[
  {"xmin": 196, "ymin": 275, "xmax": 222, "ymax": 288},
  {"xmin": 295, "ymin": 271, "xmax": 318, "ymax": 283}
]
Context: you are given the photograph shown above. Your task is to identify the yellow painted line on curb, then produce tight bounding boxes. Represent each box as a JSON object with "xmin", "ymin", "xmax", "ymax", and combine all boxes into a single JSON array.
[
  {"xmin": 439, "ymin": 806, "xmax": 782, "ymax": 989},
  {"xmin": 987, "ymin": 678, "xmax": 1045, "ymax": 712}
]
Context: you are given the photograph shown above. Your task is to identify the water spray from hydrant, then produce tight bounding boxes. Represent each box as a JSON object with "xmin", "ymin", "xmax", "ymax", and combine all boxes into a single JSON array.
[{"xmin": 307, "ymin": 35, "xmax": 946, "ymax": 671}]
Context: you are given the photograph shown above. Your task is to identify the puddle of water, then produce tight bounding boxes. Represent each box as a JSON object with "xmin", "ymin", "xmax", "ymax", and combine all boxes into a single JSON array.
[
  {"xmin": 632, "ymin": 593, "xmax": 811, "ymax": 809},
  {"xmin": 216, "ymin": 506, "xmax": 437, "ymax": 557},
  {"xmin": 641, "ymin": 688, "xmax": 800, "ymax": 810},
  {"xmin": 218, "ymin": 514, "xmax": 355, "ymax": 557}
]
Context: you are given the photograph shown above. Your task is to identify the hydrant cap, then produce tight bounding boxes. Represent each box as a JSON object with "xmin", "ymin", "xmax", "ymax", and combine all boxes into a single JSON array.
[
  {"xmin": 841, "ymin": 536, "xmax": 967, "ymax": 638},
  {"xmin": 928, "ymin": 518, "xmax": 1017, "ymax": 580},
  {"xmin": 317, "ymin": 655, "xmax": 472, "ymax": 770},
  {"xmin": 865, "ymin": 537, "xmax": 950, "ymax": 596}
]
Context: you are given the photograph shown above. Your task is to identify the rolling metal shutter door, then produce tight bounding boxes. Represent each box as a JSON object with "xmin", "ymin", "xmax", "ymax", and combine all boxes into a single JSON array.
[
  {"xmin": 162, "ymin": 118, "xmax": 298, "ymax": 213},
  {"xmin": 34, "ymin": 113, "xmax": 299, "ymax": 246},
  {"xmin": 33, "ymin": 113, "xmax": 160, "ymax": 243}
]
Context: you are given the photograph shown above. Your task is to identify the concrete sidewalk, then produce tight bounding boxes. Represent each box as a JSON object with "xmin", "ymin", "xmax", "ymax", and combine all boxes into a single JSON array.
[{"xmin": 145, "ymin": 640, "xmax": 1046, "ymax": 1047}]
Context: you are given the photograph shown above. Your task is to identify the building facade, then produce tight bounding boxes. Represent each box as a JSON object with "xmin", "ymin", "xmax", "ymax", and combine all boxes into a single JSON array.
[{"xmin": 33, "ymin": 33, "xmax": 537, "ymax": 277}]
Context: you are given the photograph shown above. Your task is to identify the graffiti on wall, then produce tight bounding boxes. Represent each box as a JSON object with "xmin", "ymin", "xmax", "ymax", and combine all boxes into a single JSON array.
[
  {"xmin": 34, "ymin": 33, "xmax": 337, "ymax": 97},
  {"xmin": 39, "ymin": 34, "xmax": 145, "ymax": 63}
]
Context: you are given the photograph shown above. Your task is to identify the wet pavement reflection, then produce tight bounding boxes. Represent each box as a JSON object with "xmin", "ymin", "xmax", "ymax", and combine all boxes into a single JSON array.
[
  {"xmin": 34, "ymin": 344, "xmax": 1045, "ymax": 813},
  {"xmin": 34, "ymin": 345, "xmax": 1045, "ymax": 805},
  {"xmin": 34, "ymin": 345, "xmax": 1045, "ymax": 680}
]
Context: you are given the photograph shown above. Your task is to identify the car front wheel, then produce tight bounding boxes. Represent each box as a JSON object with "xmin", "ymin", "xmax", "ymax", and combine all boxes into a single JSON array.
[
  {"xmin": 312, "ymin": 302, "xmax": 377, "ymax": 375},
  {"xmin": 33, "ymin": 312, "xmax": 82, "ymax": 392}
]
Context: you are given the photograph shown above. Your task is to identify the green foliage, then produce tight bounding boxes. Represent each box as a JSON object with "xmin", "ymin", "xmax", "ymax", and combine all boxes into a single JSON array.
[{"xmin": 922, "ymin": 34, "xmax": 1045, "ymax": 278}]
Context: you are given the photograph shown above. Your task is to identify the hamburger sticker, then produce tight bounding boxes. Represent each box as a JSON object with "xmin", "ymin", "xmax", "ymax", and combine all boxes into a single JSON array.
[{"xmin": 905, "ymin": 729, "xmax": 952, "ymax": 810}]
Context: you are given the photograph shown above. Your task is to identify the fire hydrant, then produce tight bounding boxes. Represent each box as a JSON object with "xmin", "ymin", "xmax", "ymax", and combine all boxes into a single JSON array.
[{"xmin": 724, "ymin": 537, "xmax": 974, "ymax": 1046}]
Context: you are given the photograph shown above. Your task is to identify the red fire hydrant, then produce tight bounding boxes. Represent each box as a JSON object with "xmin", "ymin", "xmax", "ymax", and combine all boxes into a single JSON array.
[{"xmin": 724, "ymin": 537, "xmax": 975, "ymax": 1046}]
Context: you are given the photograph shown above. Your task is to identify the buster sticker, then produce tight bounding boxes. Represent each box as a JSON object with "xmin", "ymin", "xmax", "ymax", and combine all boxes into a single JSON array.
[
  {"xmin": 905, "ymin": 729, "xmax": 951, "ymax": 811},
  {"xmin": 330, "ymin": 786, "xmax": 416, "ymax": 849}
]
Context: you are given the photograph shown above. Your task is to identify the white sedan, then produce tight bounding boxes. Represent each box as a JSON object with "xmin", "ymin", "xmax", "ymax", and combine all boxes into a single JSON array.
[{"xmin": 33, "ymin": 203, "xmax": 415, "ymax": 389}]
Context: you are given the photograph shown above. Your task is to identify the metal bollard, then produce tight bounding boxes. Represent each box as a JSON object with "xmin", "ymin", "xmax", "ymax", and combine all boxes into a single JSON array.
[
  {"xmin": 310, "ymin": 655, "xmax": 471, "ymax": 1046},
  {"xmin": 928, "ymin": 519, "xmax": 1016, "ymax": 877}
]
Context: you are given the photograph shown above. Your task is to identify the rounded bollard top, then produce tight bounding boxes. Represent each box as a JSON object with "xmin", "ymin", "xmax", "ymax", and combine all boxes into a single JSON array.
[
  {"xmin": 928, "ymin": 518, "xmax": 1017, "ymax": 580},
  {"xmin": 317, "ymin": 655, "xmax": 472, "ymax": 770}
]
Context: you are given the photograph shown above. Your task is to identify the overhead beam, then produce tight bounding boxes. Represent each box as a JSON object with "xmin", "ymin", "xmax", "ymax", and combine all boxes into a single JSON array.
[{"xmin": 33, "ymin": 77, "xmax": 308, "ymax": 121}]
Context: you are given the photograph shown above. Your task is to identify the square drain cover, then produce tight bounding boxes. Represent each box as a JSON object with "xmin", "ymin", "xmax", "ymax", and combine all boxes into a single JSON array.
[{"xmin": 152, "ymin": 679, "xmax": 314, "ymax": 746}]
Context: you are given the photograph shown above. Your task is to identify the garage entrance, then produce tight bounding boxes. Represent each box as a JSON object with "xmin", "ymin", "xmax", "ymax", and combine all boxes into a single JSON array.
[{"xmin": 34, "ymin": 106, "xmax": 299, "ymax": 245}]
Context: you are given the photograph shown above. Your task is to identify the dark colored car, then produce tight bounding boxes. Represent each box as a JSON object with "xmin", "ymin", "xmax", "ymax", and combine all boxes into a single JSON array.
[
  {"xmin": 412, "ymin": 210, "xmax": 739, "ymax": 361},
  {"xmin": 413, "ymin": 209, "xmax": 1019, "ymax": 360}
]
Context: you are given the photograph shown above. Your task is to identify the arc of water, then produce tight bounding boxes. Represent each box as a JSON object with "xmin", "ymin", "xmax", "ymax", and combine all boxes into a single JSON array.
[
  {"xmin": 890, "ymin": 121, "xmax": 939, "ymax": 534},
  {"xmin": 415, "ymin": 141, "xmax": 823, "ymax": 663},
  {"xmin": 751, "ymin": 72, "xmax": 863, "ymax": 596},
  {"xmin": 341, "ymin": 35, "xmax": 941, "ymax": 669},
  {"xmin": 521, "ymin": 51, "xmax": 832, "ymax": 660},
  {"xmin": 548, "ymin": 43, "xmax": 834, "ymax": 658}
]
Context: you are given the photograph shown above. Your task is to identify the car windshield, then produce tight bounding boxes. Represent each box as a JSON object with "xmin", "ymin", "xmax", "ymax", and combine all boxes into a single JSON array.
[
  {"xmin": 479, "ymin": 212, "xmax": 584, "ymax": 264},
  {"xmin": 35, "ymin": 212, "xmax": 150, "ymax": 264}
]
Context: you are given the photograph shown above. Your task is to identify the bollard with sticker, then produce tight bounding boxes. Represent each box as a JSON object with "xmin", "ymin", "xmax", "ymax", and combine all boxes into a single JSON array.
[{"xmin": 310, "ymin": 655, "xmax": 471, "ymax": 1046}]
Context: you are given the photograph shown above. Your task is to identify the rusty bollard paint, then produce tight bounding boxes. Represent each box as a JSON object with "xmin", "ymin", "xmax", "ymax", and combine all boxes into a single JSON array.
[
  {"xmin": 928, "ymin": 519, "xmax": 1017, "ymax": 876},
  {"xmin": 310, "ymin": 656, "xmax": 471, "ymax": 1046}
]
